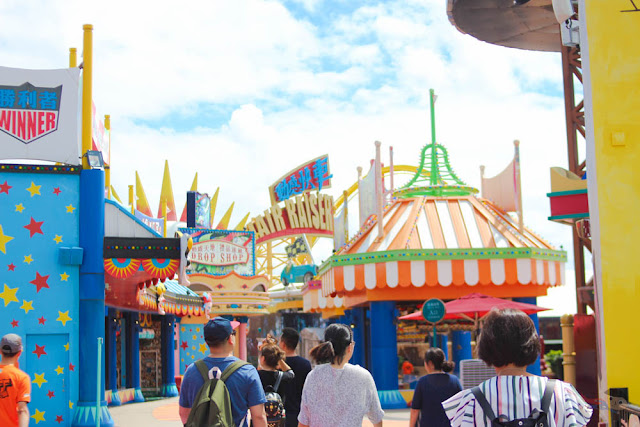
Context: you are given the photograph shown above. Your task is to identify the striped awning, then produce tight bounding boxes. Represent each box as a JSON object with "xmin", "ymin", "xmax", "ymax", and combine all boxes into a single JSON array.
[
  {"xmin": 303, "ymin": 287, "xmax": 344, "ymax": 318},
  {"xmin": 320, "ymin": 257, "xmax": 564, "ymax": 296}
]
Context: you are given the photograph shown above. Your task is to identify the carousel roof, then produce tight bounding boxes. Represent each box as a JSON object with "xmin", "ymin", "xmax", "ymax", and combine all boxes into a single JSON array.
[{"xmin": 318, "ymin": 96, "xmax": 565, "ymax": 303}]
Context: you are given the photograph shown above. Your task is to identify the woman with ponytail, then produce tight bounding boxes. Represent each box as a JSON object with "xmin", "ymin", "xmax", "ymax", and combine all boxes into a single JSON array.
[
  {"xmin": 409, "ymin": 347, "xmax": 461, "ymax": 427},
  {"xmin": 298, "ymin": 324, "xmax": 384, "ymax": 427}
]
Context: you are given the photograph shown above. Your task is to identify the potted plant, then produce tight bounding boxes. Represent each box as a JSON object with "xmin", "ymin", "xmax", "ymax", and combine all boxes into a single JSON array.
[{"xmin": 544, "ymin": 350, "xmax": 563, "ymax": 380}]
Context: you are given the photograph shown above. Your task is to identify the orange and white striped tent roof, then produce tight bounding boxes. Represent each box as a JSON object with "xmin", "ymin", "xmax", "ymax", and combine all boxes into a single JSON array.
[{"xmin": 309, "ymin": 195, "xmax": 566, "ymax": 310}]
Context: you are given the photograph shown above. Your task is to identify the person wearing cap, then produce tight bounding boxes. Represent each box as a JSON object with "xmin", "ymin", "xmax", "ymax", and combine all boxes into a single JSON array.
[
  {"xmin": 179, "ymin": 317, "xmax": 268, "ymax": 427},
  {"xmin": 0, "ymin": 334, "xmax": 30, "ymax": 427}
]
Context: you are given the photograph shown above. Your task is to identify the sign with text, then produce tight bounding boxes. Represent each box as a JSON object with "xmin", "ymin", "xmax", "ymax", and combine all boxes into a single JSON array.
[
  {"xmin": 247, "ymin": 193, "xmax": 334, "ymax": 244},
  {"xmin": 191, "ymin": 239, "xmax": 249, "ymax": 266},
  {"xmin": 422, "ymin": 298, "xmax": 446, "ymax": 324},
  {"xmin": 179, "ymin": 228, "xmax": 256, "ymax": 276},
  {"xmin": 0, "ymin": 66, "xmax": 81, "ymax": 164},
  {"xmin": 268, "ymin": 154, "xmax": 333, "ymax": 205},
  {"xmin": 135, "ymin": 210, "xmax": 164, "ymax": 236}
]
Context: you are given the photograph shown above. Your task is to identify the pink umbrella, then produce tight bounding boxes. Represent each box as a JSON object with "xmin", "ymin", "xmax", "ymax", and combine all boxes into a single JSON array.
[{"xmin": 399, "ymin": 293, "xmax": 549, "ymax": 326}]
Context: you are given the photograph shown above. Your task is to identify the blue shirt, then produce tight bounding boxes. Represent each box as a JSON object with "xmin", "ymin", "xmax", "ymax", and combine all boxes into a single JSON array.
[
  {"xmin": 411, "ymin": 373, "xmax": 462, "ymax": 427},
  {"xmin": 179, "ymin": 356, "xmax": 266, "ymax": 427}
]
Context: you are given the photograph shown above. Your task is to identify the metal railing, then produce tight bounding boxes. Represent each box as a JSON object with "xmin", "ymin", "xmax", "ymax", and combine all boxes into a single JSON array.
[{"xmin": 609, "ymin": 388, "xmax": 640, "ymax": 427}]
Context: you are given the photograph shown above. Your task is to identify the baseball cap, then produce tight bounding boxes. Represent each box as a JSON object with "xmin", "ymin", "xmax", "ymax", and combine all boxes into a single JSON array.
[
  {"xmin": 1, "ymin": 334, "xmax": 23, "ymax": 354},
  {"xmin": 204, "ymin": 317, "xmax": 240, "ymax": 343}
]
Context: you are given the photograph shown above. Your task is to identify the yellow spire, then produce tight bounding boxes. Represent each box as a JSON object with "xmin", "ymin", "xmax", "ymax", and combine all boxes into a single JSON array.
[
  {"xmin": 234, "ymin": 212, "xmax": 251, "ymax": 231},
  {"xmin": 110, "ymin": 186, "xmax": 123, "ymax": 204},
  {"xmin": 180, "ymin": 173, "xmax": 198, "ymax": 222},
  {"xmin": 210, "ymin": 187, "xmax": 220, "ymax": 228},
  {"xmin": 157, "ymin": 160, "xmax": 177, "ymax": 220},
  {"xmin": 135, "ymin": 171, "xmax": 153, "ymax": 217},
  {"xmin": 216, "ymin": 202, "xmax": 235, "ymax": 229}
]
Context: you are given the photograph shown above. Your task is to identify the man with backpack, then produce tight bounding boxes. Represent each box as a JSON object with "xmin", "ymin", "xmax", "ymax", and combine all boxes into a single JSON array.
[{"xmin": 179, "ymin": 317, "xmax": 267, "ymax": 427}]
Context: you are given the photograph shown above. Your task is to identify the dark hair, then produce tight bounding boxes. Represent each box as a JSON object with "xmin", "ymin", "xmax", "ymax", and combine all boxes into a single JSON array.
[
  {"xmin": 477, "ymin": 308, "xmax": 541, "ymax": 368},
  {"xmin": 261, "ymin": 342, "xmax": 286, "ymax": 368},
  {"xmin": 310, "ymin": 323, "xmax": 353, "ymax": 365},
  {"xmin": 424, "ymin": 347, "xmax": 455, "ymax": 373},
  {"xmin": 280, "ymin": 327, "xmax": 300, "ymax": 351}
]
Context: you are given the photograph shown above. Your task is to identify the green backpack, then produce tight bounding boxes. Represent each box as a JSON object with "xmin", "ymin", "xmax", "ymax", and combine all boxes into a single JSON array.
[{"xmin": 185, "ymin": 359, "xmax": 249, "ymax": 427}]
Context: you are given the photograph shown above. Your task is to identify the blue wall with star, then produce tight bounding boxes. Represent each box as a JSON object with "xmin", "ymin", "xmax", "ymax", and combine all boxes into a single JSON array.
[
  {"xmin": 178, "ymin": 322, "xmax": 208, "ymax": 375},
  {"xmin": 0, "ymin": 169, "xmax": 80, "ymax": 426}
]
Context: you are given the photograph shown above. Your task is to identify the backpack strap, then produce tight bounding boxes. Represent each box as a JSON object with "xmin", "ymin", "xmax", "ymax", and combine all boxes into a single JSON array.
[
  {"xmin": 220, "ymin": 360, "xmax": 249, "ymax": 382},
  {"xmin": 273, "ymin": 371, "xmax": 283, "ymax": 393},
  {"xmin": 471, "ymin": 386, "xmax": 497, "ymax": 423},
  {"xmin": 194, "ymin": 360, "xmax": 210, "ymax": 382},
  {"xmin": 540, "ymin": 379, "xmax": 556, "ymax": 413}
]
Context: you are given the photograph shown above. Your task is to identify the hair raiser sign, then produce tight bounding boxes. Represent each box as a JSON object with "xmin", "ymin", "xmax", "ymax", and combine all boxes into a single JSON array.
[
  {"xmin": 0, "ymin": 83, "xmax": 62, "ymax": 144},
  {"xmin": 0, "ymin": 66, "xmax": 81, "ymax": 165},
  {"xmin": 191, "ymin": 239, "xmax": 249, "ymax": 267}
]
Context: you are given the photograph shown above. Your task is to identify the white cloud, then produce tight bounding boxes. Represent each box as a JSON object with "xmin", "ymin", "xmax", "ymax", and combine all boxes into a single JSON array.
[{"xmin": 1, "ymin": 0, "xmax": 589, "ymax": 305}]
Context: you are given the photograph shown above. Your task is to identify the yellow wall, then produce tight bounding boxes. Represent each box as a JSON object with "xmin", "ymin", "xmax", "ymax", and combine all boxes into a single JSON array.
[{"xmin": 582, "ymin": 0, "xmax": 640, "ymax": 405}]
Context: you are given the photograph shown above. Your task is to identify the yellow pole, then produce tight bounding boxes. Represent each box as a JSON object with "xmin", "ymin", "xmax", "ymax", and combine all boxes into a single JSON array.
[
  {"xmin": 560, "ymin": 314, "xmax": 576, "ymax": 386},
  {"xmin": 267, "ymin": 242, "xmax": 273, "ymax": 288},
  {"xmin": 104, "ymin": 115, "xmax": 111, "ymax": 199},
  {"xmin": 162, "ymin": 200, "xmax": 167, "ymax": 237},
  {"xmin": 81, "ymin": 24, "xmax": 93, "ymax": 169},
  {"xmin": 128, "ymin": 185, "xmax": 134, "ymax": 215},
  {"xmin": 69, "ymin": 48, "xmax": 77, "ymax": 68}
]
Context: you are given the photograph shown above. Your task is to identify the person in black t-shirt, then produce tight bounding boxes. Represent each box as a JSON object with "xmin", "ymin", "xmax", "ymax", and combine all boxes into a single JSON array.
[{"xmin": 278, "ymin": 328, "xmax": 312, "ymax": 427}]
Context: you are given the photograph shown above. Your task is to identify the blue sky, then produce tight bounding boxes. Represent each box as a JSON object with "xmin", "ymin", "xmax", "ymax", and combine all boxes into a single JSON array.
[{"xmin": 0, "ymin": 0, "xmax": 585, "ymax": 315}]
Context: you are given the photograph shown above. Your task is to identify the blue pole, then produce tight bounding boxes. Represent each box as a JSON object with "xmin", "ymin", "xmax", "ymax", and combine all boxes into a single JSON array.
[
  {"xmin": 72, "ymin": 169, "xmax": 114, "ymax": 427},
  {"xmin": 369, "ymin": 301, "xmax": 405, "ymax": 409},
  {"xmin": 369, "ymin": 301, "xmax": 398, "ymax": 391},
  {"xmin": 451, "ymin": 331, "xmax": 472, "ymax": 378},
  {"xmin": 349, "ymin": 307, "xmax": 366, "ymax": 368},
  {"xmin": 438, "ymin": 333, "xmax": 449, "ymax": 360},
  {"xmin": 128, "ymin": 312, "xmax": 145, "ymax": 402},
  {"xmin": 162, "ymin": 315, "xmax": 179, "ymax": 397},
  {"xmin": 513, "ymin": 297, "xmax": 542, "ymax": 375},
  {"xmin": 106, "ymin": 309, "xmax": 121, "ymax": 406}
]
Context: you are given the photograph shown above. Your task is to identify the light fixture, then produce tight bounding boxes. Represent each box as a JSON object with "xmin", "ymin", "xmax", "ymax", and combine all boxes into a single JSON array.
[
  {"xmin": 84, "ymin": 150, "xmax": 105, "ymax": 168},
  {"xmin": 514, "ymin": 0, "xmax": 531, "ymax": 4}
]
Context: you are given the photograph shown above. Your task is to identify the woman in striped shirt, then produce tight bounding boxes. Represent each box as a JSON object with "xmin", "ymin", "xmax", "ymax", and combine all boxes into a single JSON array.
[{"xmin": 442, "ymin": 309, "xmax": 592, "ymax": 427}]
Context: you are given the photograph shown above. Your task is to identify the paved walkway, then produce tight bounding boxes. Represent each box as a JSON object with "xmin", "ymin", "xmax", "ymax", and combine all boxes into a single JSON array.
[{"xmin": 109, "ymin": 397, "xmax": 411, "ymax": 426}]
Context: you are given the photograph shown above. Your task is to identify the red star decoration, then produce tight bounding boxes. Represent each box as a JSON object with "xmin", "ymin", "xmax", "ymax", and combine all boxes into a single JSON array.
[
  {"xmin": 69, "ymin": 363, "xmax": 75, "ymax": 371},
  {"xmin": 7, "ymin": 263, "xmax": 15, "ymax": 272},
  {"xmin": 33, "ymin": 344, "xmax": 47, "ymax": 359},
  {"xmin": 11, "ymin": 320, "xmax": 18, "ymax": 328},
  {"xmin": 23, "ymin": 217, "xmax": 44, "ymax": 238},
  {"xmin": 180, "ymin": 341, "xmax": 189, "ymax": 351},
  {"xmin": 53, "ymin": 187, "xmax": 61, "ymax": 195},
  {"xmin": 30, "ymin": 272, "xmax": 50, "ymax": 293},
  {"xmin": 0, "ymin": 181, "xmax": 11, "ymax": 194},
  {"xmin": 47, "ymin": 390, "xmax": 55, "ymax": 399},
  {"xmin": 38, "ymin": 316, "xmax": 46, "ymax": 325},
  {"xmin": 56, "ymin": 415, "xmax": 64, "ymax": 424}
]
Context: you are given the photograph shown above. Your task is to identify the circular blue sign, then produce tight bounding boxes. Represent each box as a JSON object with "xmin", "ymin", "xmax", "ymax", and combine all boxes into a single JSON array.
[{"xmin": 422, "ymin": 298, "xmax": 446, "ymax": 324}]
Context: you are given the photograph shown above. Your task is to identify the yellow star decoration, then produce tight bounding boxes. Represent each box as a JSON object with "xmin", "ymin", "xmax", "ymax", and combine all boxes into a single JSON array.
[
  {"xmin": 26, "ymin": 182, "xmax": 41, "ymax": 197},
  {"xmin": 20, "ymin": 300, "xmax": 34, "ymax": 314},
  {"xmin": 53, "ymin": 235, "xmax": 63, "ymax": 244},
  {"xmin": 64, "ymin": 342, "xmax": 70, "ymax": 351},
  {"xmin": 181, "ymin": 327, "xmax": 185, "ymax": 332},
  {"xmin": 60, "ymin": 272, "xmax": 70, "ymax": 282},
  {"xmin": 65, "ymin": 204, "xmax": 76, "ymax": 213},
  {"xmin": 0, "ymin": 225, "xmax": 14, "ymax": 254},
  {"xmin": 69, "ymin": 401, "xmax": 74, "ymax": 409},
  {"xmin": 0, "ymin": 284, "xmax": 18, "ymax": 307},
  {"xmin": 55, "ymin": 366, "xmax": 64, "ymax": 375},
  {"xmin": 199, "ymin": 343, "xmax": 208, "ymax": 354},
  {"xmin": 31, "ymin": 408, "xmax": 45, "ymax": 424},
  {"xmin": 57, "ymin": 311, "xmax": 72, "ymax": 326},
  {"xmin": 32, "ymin": 373, "xmax": 47, "ymax": 388},
  {"xmin": 15, "ymin": 203, "xmax": 25, "ymax": 213},
  {"xmin": 23, "ymin": 254, "xmax": 33, "ymax": 264}
]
